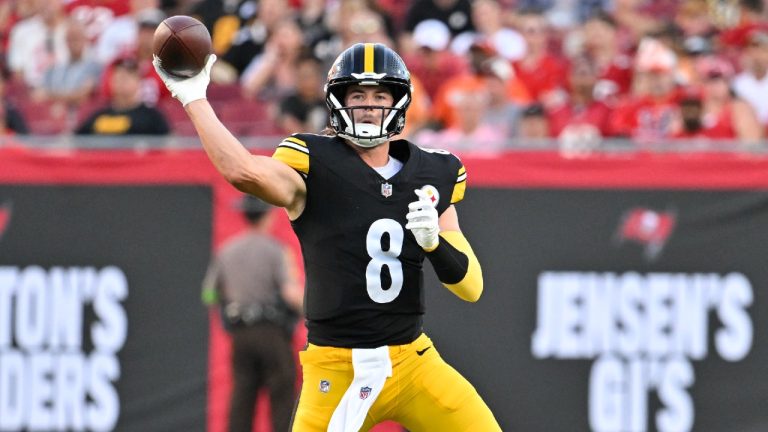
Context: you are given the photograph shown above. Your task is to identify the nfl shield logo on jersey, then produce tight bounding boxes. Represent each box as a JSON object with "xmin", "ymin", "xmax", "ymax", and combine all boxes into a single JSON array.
[
  {"xmin": 319, "ymin": 380, "xmax": 330, "ymax": 393},
  {"xmin": 381, "ymin": 182, "xmax": 393, "ymax": 198},
  {"xmin": 359, "ymin": 386, "xmax": 372, "ymax": 400}
]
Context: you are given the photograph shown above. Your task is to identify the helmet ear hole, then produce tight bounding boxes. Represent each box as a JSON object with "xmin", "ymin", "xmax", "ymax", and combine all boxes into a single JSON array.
[{"xmin": 324, "ymin": 43, "xmax": 412, "ymax": 147}]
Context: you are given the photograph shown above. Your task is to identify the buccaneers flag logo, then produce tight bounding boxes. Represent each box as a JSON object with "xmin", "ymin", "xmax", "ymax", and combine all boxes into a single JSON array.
[{"xmin": 616, "ymin": 207, "xmax": 676, "ymax": 260}]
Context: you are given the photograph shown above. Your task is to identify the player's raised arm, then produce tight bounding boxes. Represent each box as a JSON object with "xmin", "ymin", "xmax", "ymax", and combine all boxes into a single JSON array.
[{"xmin": 152, "ymin": 55, "xmax": 306, "ymax": 216}]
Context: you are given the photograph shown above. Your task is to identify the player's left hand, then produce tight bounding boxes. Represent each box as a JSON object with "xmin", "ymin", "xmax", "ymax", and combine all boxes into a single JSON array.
[{"xmin": 405, "ymin": 189, "xmax": 439, "ymax": 251}]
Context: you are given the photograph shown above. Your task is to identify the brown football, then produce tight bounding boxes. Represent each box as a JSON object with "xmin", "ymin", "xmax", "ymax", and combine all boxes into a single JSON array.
[{"xmin": 153, "ymin": 15, "xmax": 212, "ymax": 78}]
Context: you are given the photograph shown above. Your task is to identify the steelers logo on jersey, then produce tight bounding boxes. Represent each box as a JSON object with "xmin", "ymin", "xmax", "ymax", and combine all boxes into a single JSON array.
[{"xmin": 420, "ymin": 185, "xmax": 440, "ymax": 208}]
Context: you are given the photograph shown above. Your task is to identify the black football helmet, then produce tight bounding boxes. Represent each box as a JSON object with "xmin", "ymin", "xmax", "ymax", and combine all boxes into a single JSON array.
[{"xmin": 325, "ymin": 43, "xmax": 412, "ymax": 147}]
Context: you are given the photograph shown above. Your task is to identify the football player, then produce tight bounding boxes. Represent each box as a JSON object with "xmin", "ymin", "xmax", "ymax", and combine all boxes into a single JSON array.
[{"xmin": 154, "ymin": 42, "xmax": 501, "ymax": 431}]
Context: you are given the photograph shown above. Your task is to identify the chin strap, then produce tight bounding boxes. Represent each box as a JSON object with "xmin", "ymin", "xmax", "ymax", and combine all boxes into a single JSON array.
[{"xmin": 424, "ymin": 231, "xmax": 483, "ymax": 302}]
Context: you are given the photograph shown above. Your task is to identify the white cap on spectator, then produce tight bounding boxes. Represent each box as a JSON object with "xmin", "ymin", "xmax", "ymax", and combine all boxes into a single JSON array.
[
  {"xmin": 413, "ymin": 20, "xmax": 451, "ymax": 51},
  {"xmin": 491, "ymin": 28, "xmax": 526, "ymax": 61},
  {"xmin": 634, "ymin": 37, "xmax": 677, "ymax": 72},
  {"xmin": 136, "ymin": 8, "xmax": 167, "ymax": 28},
  {"xmin": 451, "ymin": 30, "xmax": 526, "ymax": 61}
]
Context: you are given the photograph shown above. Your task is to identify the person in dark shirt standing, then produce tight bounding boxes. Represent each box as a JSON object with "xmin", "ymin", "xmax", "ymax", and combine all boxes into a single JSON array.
[{"xmin": 75, "ymin": 57, "xmax": 169, "ymax": 135}]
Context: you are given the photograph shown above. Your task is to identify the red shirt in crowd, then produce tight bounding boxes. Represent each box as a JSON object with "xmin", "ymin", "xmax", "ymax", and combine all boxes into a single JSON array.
[
  {"xmin": 403, "ymin": 51, "xmax": 468, "ymax": 101},
  {"xmin": 548, "ymin": 100, "xmax": 612, "ymax": 137},
  {"xmin": 674, "ymin": 104, "xmax": 736, "ymax": 140},
  {"xmin": 64, "ymin": 0, "xmax": 131, "ymax": 43},
  {"xmin": 596, "ymin": 54, "xmax": 634, "ymax": 99},
  {"xmin": 608, "ymin": 95, "xmax": 680, "ymax": 140},
  {"xmin": 513, "ymin": 54, "xmax": 568, "ymax": 101}
]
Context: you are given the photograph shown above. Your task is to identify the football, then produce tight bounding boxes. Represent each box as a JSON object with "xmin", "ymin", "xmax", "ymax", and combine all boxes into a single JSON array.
[{"xmin": 152, "ymin": 15, "xmax": 212, "ymax": 78}]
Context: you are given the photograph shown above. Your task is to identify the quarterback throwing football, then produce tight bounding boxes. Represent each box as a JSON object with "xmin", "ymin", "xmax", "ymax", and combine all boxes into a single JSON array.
[{"xmin": 154, "ymin": 42, "xmax": 501, "ymax": 431}]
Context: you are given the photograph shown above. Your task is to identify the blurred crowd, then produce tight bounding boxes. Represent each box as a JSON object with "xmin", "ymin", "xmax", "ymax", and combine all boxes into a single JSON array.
[{"xmin": 3, "ymin": 0, "xmax": 768, "ymax": 153}]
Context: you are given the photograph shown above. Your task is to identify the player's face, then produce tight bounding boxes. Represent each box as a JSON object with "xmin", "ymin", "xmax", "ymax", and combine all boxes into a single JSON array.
[{"xmin": 344, "ymin": 85, "xmax": 394, "ymax": 125}]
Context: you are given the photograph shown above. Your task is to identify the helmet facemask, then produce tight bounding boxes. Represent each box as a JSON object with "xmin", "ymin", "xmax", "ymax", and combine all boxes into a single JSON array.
[{"xmin": 326, "ymin": 81, "xmax": 411, "ymax": 148}]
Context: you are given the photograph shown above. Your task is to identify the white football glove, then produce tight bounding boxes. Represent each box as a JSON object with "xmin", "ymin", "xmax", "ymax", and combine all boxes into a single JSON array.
[
  {"xmin": 152, "ymin": 54, "xmax": 216, "ymax": 106},
  {"xmin": 405, "ymin": 189, "xmax": 440, "ymax": 251}
]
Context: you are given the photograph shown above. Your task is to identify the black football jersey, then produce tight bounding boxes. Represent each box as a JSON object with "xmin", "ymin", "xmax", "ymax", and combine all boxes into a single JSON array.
[{"xmin": 273, "ymin": 134, "xmax": 467, "ymax": 348}]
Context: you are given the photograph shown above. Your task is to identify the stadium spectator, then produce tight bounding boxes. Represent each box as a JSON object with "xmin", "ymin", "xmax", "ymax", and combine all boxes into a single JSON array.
[
  {"xmin": 98, "ymin": 10, "xmax": 170, "ymax": 107},
  {"xmin": 0, "ymin": 101, "xmax": 29, "ymax": 150},
  {"xmin": 275, "ymin": 54, "xmax": 328, "ymax": 134},
  {"xmin": 75, "ymin": 57, "xmax": 169, "ymax": 135},
  {"xmin": 611, "ymin": 0, "xmax": 676, "ymax": 49},
  {"xmin": 6, "ymin": 0, "xmax": 68, "ymax": 88},
  {"xmin": 547, "ymin": 55, "xmax": 611, "ymax": 138},
  {"xmin": 64, "ymin": 0, "xmax": 131, "ymax": 45},
  {"xmin": 296, "ymin": 0, "xmax": 335, "ymax": 60},
  {"xmin": 674, "ymin": 0, "xmax": 717, "ymax": 40},
  {"xmin": 415, "ymin": 86, "xmax": 506, "ymax": 153},
  {"xmin": 215, "ymin": 0, "xmax": 291, "ymax": 82},
  {"xmin": 94, "ymin": 0, "xmax": 165, "ymax": 65},
  {"xmin": 675, "ymin": 3, "xmax": 719, "ymax": 88},
  {"xmin": 575, "ymin": 12, "xmax": 634, "ymax": 101},
  {"xmin": 450, "ymin": 0, "xmax": 525, "ymax": 62},
  {"xmin": 514, "ymin": 0, "xmax": 608, "ymax": 30},
  {"xmin": 241, "ymin": 17, "xmax": 307, "ymax": 101},
  {"xmin": 607, "ymin": 37, "xmax": 681, "ymax": 141},
  {"xmin": 674, "ymin": 57, "xmax": 763, "ymax": 144},
  {"xmin": 481, "ymin": 57, "xmax": 524, "ymax": 139},
  {"xmin": 402, "ymin": 19, "xmax": 468, "ymax": 101},
  {"xmin": 432, "ymin": 40, "xmax": 530, "ymax": 130},
  {"xmin": 401, "ymin": 0, "xmax": 475, "ymax": 53},
  {"xmin": 202, "ymin": 194, "xmax": 302, "ymax": 432},
  {"xmin": 733, "ymin": 28, "xmax": 768, "ymax": 128},
  {"xmin": 399, "ymin": 74, "xmax": 432, "ymax": 139},
  {"xmin": 517, "ymin": 103, "xmax": 551, "ymax": 139},
  {"xmin": 33, "ymin": 18, "xmax": 102, "ymax": 110},
  {"xmin": 0, "ymin": 0, "xmax": 31, "ymax": 69},
  {"xmin": 318, "ymin": 0, "xmax": 394, "ymax": 66},
  {"xmin": 187, "ymin": 0, "xmax": 252, "ymax": 56},
  {"xmin": 0, "ymin": 71, "xmax": 28, "ymax": 135},
  {"xmin": 512, "ymin": 9, "xmax": 569, "ymax": 104}
]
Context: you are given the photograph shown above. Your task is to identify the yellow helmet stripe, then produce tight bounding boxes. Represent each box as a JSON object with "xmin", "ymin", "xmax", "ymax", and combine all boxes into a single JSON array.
[{"xmin": 364, "ymin": 43, "xmax": 375, "ymax": 73}]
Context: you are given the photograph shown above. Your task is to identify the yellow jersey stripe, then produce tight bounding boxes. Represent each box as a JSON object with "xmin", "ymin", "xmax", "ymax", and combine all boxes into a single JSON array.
[
  {"xmin": 273, "ymin": 146, "xmax": 309, "ymax": 175},
  {"xmin": 364, "ymin": 43, "xmax": 374, "ymax": 73},
  {"xmin": 278, "ymin": 140, "xmax": 309, "ymax": 154},
  {"xmin": 284, "ymin": 136, "xmax": 307, "ymax": 147},
  {"xmin": 451, "ymin": 179, "xmax": 466, "ymax": 203}
]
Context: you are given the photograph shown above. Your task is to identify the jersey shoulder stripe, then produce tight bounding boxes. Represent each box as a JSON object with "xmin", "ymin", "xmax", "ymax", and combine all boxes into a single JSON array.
[
  {"xmin": 451, "ymin": 164, "xmax": 467, "ymax": 204},
  {"xmin": 272, "ymin": 135, "xmax": 309, "ymax": 175},
  {"xmin": 411, "ymin": 145, "xmax": 467, "ymax": 204}
]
